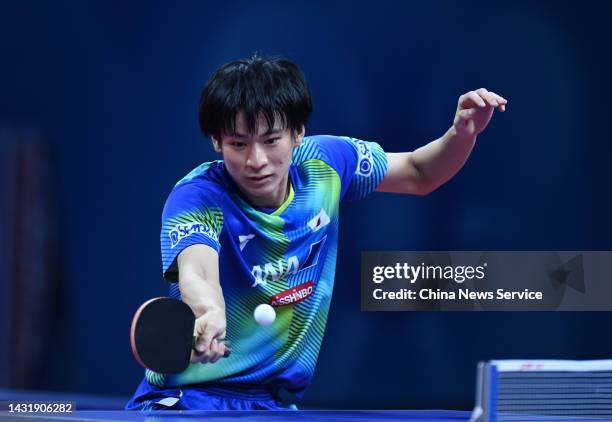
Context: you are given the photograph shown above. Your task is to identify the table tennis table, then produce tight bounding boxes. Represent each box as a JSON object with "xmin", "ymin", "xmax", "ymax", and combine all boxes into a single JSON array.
[
  {"xmin": 0, "ymin": 410, "xmax": 470, "ymax": 422},
  {"xmin": 3, "ymin": 359, "xmax": 612, "ymax": 421},
  {"xmin": 4, "ymin": 409, "xmax": 612, "ymax": 421}
]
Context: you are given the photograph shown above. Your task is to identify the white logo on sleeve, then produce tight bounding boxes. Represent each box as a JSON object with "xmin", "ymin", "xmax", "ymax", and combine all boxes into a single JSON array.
[
  {"xmin": 308, "ymin": 209, "xmax": 330, "ymax": 232},
  {"xmin": 239, "ymin": 233, "xmax": 255, "ymax": 251},
  {"xmin": 355, "ymin": 139, "xmax": 373, "ymax": 177},
  {"xmin": 169, "ymin": 222, "xmax": 218, "ymax": 248}
]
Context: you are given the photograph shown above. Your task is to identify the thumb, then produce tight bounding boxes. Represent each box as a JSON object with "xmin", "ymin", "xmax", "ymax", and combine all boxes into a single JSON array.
[
  {"xmin": 193, "ymin": 319, "xmax": 211, "ymax": 352},
  {"xmin": 194, "ymin": 335, "xmax": 212, "ymax": 353}
]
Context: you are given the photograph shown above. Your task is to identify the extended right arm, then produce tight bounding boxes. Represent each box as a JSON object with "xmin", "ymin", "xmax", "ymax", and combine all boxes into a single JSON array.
[{"xmin": 177, "ymin": 244, "xmax": 228, "ymax": 364}]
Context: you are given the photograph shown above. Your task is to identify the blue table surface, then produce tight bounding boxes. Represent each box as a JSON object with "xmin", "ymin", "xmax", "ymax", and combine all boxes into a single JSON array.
[{"xmin": 0, "ymin": 410, "xmax": 471, "ymax": 421}]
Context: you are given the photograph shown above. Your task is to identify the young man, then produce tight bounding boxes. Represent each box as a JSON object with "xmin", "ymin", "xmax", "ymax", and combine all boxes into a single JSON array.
[{"xmin": 126, "ymin": 55, "xmax": 507, "ymax": 410}]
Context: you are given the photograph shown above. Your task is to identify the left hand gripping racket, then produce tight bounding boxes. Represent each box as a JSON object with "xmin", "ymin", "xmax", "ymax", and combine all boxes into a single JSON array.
[{"xmin": 130, "ymin": 297, "xmax": 231, "ymax": 374}]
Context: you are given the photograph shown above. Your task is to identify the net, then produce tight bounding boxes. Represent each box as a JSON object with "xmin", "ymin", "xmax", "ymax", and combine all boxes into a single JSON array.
[{"xmin": 471, "ymin": 360, "xmax": 612, "ymax": 421}]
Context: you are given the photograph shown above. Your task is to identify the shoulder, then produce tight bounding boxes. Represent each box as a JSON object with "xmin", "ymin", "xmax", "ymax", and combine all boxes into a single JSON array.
[
  {"xmin": 175, "ymin": 160, "xmax": 227, "ymax": 189},
  {"xmin": 294, "ymin": 135, "xmax": 388, "ymax": 201},
  {"xmin": 293, "ymin": 135, "xmax": 360, "ymax": 165},
  {"xmin": 165, "ymin": 161, "xmax": 228, "ymax": 208}
]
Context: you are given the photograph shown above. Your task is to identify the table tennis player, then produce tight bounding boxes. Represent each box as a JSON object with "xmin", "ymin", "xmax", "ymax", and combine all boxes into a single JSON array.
[{"xmin": 126, "ymin": 54, "xmax": 507, "ymax": 410}]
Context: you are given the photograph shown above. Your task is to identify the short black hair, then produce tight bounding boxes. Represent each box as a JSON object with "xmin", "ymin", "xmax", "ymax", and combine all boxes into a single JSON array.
[{"xmin": 199, "ymin": 54, "xmax": 312, "ymax": 140}]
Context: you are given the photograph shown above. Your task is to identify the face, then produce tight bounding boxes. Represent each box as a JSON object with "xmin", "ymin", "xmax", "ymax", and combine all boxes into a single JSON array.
[{"xmin": 213, "ymin": 112, "xmax": 304, "ymax": 208}]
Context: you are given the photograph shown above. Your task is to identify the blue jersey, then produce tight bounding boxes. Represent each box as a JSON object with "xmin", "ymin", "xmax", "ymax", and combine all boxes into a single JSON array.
[{"xmin": 147, "ymin": 135, "xmax": 387, "ymax": 395}]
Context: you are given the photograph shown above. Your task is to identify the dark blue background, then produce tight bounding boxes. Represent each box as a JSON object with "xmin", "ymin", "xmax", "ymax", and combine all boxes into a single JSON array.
[{"xmin": 1, "ymin": 0, "xmax": 611, "ymax": 410}]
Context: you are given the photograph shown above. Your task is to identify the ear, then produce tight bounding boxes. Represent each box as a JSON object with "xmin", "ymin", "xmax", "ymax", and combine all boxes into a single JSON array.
[
  {"xmin": 293, "ymin": 125, "xmax": 305, "ymax": 147},
  {"xmin": 211, "ymin": 137, "xmax": 222, "ymax": 153}
]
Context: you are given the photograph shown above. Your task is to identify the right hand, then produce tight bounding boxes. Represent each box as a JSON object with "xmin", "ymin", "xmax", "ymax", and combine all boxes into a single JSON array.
[{"xmin": 190, "ymin": 308, "xmax": 228, "ymax": 364}]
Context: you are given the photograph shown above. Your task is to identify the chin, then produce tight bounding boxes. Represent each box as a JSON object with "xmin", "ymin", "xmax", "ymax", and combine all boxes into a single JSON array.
[{"xmin": 243, "ymin": 185, "xmax": 273, "ymax": 198}]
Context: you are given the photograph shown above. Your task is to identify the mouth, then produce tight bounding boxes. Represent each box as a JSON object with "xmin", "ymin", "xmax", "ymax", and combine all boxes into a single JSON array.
[{"xmin": 246, "ymin": 174, "xmax": 273, "ymax": 183}]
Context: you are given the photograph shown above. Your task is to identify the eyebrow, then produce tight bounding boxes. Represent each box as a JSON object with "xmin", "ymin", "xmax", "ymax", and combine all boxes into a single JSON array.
[{"xmin": 231, "ymin": 128, "xmax": 283, "ymax": 138}]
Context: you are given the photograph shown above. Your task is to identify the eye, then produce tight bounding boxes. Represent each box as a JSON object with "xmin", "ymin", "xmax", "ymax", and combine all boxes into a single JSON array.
[
  {"xmin": 265, "ymin": 137, "xmax": 280, "ymax": 146},
  {"xmin": 231, "ymin": 141, "xmax": 246, "ymax": 150}
]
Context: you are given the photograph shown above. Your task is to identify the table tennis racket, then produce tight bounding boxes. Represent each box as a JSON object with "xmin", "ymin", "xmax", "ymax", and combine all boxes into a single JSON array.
[{"xmin": 130, "ymin": 297, "xmax": 231, "ymax": 374}]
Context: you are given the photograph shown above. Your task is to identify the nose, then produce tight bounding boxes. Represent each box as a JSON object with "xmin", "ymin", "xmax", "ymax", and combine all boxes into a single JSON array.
[{"xmin": 246, "ymin": 143, "xmax": 268, "ymax": 170}]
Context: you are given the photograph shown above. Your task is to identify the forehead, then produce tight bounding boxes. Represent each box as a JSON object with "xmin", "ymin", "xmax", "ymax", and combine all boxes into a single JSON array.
[{"xmin": 228, "ymin": 112, "xmax": 287, "ymax": 138}]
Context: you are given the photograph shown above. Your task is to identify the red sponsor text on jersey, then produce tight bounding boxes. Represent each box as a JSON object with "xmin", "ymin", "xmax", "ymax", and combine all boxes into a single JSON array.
[{"xmin": 269, "ymin": 281, "xmax": 314, "ymax": 307}]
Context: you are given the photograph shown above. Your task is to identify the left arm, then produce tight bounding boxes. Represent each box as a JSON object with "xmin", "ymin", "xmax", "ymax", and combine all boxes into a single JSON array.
[{"xmin": 375, "ymin": 88, "xmax": 507, "ymax": 195}]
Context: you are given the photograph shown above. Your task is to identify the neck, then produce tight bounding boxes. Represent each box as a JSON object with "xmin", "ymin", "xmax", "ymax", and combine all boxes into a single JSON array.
[{"xmin": 244, "ymin": 173, "xmax": 291, "ymax": 209}]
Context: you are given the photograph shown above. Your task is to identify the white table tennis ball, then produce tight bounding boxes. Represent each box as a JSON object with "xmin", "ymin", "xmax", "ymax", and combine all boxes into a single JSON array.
[{"xmin": 254, "ymin": 304, "xmax": 276, "ymax": 326}]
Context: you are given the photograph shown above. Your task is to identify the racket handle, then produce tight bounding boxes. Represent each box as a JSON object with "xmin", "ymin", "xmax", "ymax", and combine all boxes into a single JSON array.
[{"xmin": 221, "ymin": 339, "xmax": 232, "ymax": 358}]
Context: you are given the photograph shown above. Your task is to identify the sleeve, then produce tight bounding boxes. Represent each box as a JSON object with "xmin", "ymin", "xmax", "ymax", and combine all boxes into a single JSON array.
[
  {"xmin": 160, "ymin": 183, "xmax": 224, "ymax": 282},
  {"xmin": 315, "ymin": 135, "xmax": 388, "ymax": 201}
]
